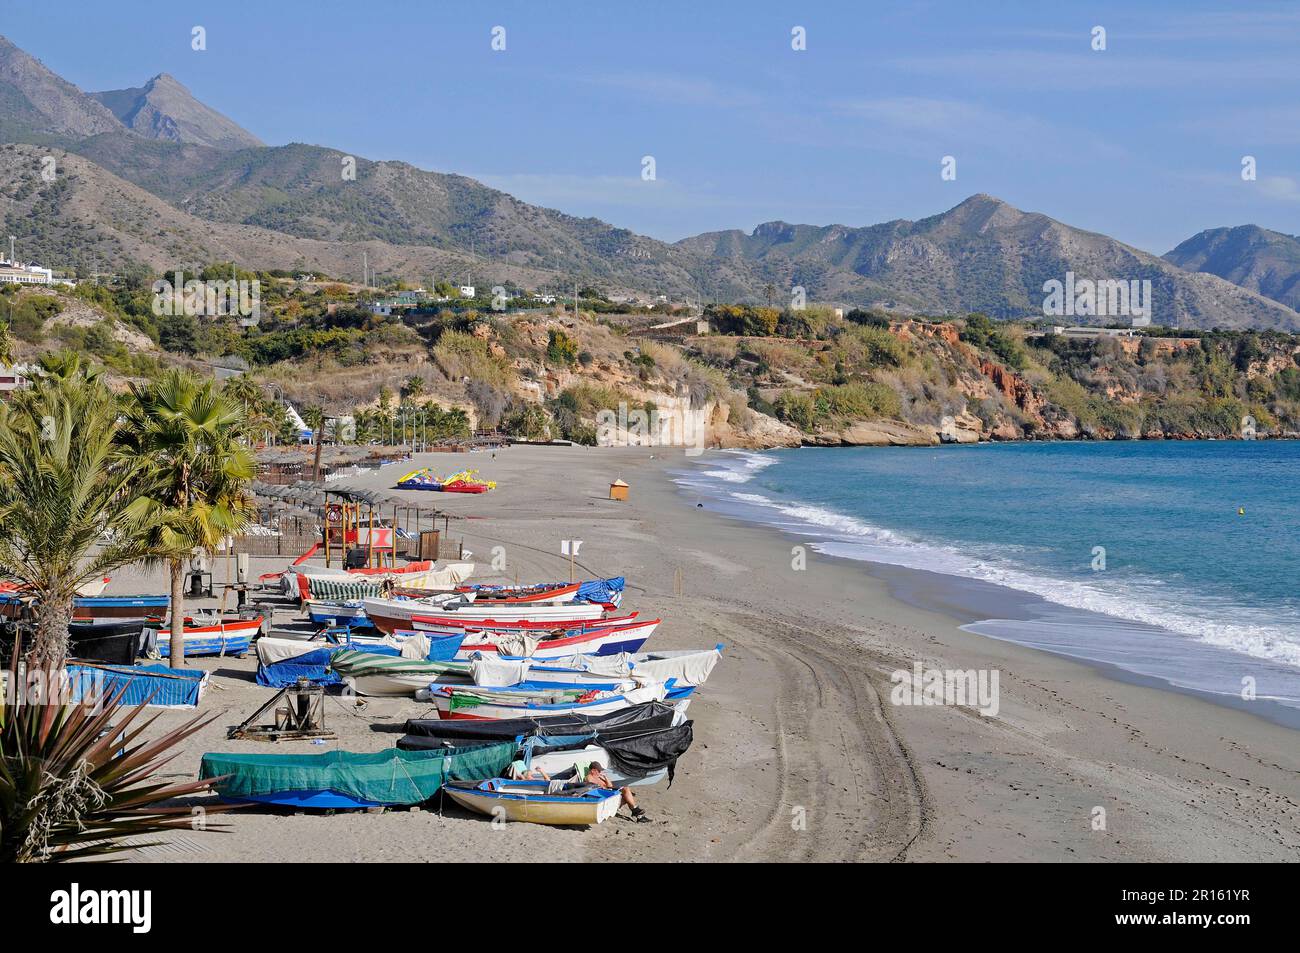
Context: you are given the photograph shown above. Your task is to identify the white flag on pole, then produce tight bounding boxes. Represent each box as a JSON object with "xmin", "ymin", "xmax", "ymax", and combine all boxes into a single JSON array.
[{"xmin": 561, "ymin": 539, "xmax": 583, "ymax": 556}]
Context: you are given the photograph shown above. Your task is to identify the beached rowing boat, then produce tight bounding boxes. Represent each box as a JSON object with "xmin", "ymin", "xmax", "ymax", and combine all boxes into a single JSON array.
[
  {"xmin": 328, "ymin": 648, "xmax": 470, "ymax": 695},
  {"xmin": 65, "ymin": 662, "xmax": 210, "ymax": 708},
  {"xmin": 452, "ymin": 617, "xmax": 659, "ymax": 660},
  {"xmin": 501, "ymin": 645, "xmax": 723, "ymax": 686},
  {"xmin": 73, "ymin": 594, "xmax": 169, "ymax": 621},
  {"xmin": 400, "ymin": 718, "xmax": 694, "ymax": 787},
  {"xmin": 407, "ymin": 611, "xmax": 640, "ymax": 638},
  {"xmin": 459, "ymin": 581, "xmax": 580, "ymax": 604},
  {"xmin": 468, "ymin": 643, "xmax": 717, "ymax": 686},
  {"xmin": 305, "ymin": 600, "xmax": 370, "ymax": 626},
  {"xmin": 444, "ymin": 779, "xmax": 621, "ymax": 825},
  {"xmin": 430, "ymin": 681, "xmax": 673, "ymax": 720},
  {"xmin": 67, "ymin": 619, "xmax": 149, "ymax": 665},
  {"xmin": 401, "ymin": 699, "xmax": 681, "ymax": 742},
  {"xmin": 364, "ymin": 596, "xmax": 609, "ymax": 634},
  {"xmin": 152, "ymin": 616, "xmax": 264, "ymax": 658},
  {"xmin": 200, "ymin": 742, "xmax": 515, "ymax": 810},
  {"xmin": 277, "ymin": 561, "xmax": 475, "ymax": 600}
]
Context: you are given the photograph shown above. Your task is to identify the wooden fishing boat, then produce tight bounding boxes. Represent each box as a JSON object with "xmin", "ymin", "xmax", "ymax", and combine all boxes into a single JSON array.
[
  {"xmin": 457, "ymin": 582, "xmax": 580, "ymax": 604},
  {"xmin": 514, "ymin": 645, "xmax": 722, "ymax": 686},
  {"xmin": 67, "ymin": 619, "xmax": 149, "ymax": 665},
  {"xmin": 453, "ymin": 617, "xmax": 659, "ymax": 660},
  {"xmin": 200, "ymin": 742, "xmax": 515, "ymax": 810},
  {"xmin": 363, "ymin": 597, "xmax": 608, "ymax": 635},
  {"xmin": 306, "ymin": 600, "xmax": 371, "ymax": 626},
  {"xmin": 73, "ymin": 594, "xmax": 169, "ymax": 622},
  {"xmin": 153, "ymin": 616, "xmax": 264, "ymax": 658},
  {"xmin": 328, "ymin": 648, "xmax": 471, "ymax": 696},
  {"xmin": 444, "ymin": 779, "xmax": 622, "ymax": 825},
  {"xmin": 408, "ymin": 611, "xmax": 640, "ymax": 638},
  {"xmin": 277, "ymin": 561, "xmax": 474, "ymax": 600},
  {"xmin": 402, "ymin": 699, "xmax": 682, "ymax": 743},
  {"xmin": 403, "ymin": 720, "xmax": 695, "ymax": 788},
  {"xmin": 431, "ymin": 681, "xmax": 672, "ymax": 721}
]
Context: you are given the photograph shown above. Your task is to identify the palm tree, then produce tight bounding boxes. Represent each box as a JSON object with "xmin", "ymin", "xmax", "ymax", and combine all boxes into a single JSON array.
[
  {"xmin": 0, "ymin": 319, "xmax": 14, "ymax": 367},
  {"xmin": 34, "ymin": 350, "xmax": 105, "ymax": 384},
  {"xmin": 1, "ymin": 656, "xmax": 230, "ymax": 862},
  {"xmin": 0, "ymin": 372, "xmax": 152, "ymax": 663},
  {"xmin": 303, "ymin": 404, "xmax": 325, "ymax": 480},
  {"xmin": 222, "ymin": 374, "xmax": 270, "ymax": 443},
  {"xmin": 120, "ymin": 370, "xmax": 255, "ymax": 668}
]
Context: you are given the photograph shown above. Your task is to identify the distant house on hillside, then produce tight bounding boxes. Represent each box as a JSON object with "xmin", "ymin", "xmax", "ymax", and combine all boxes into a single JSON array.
[
  {"xmin": 0, "ymin": 363, "xmax": 31, "ymax": 400},
  {"xmin": 0, "ymin": 258, "xmax": 53, "ymax": 285},
  {"xmin": 284, "ymin": 404, "xmax": 312, "ymax": 443},
  {"xmin": 1046, "ymin": 326, "xmax": 1138, "ymax": 339}
]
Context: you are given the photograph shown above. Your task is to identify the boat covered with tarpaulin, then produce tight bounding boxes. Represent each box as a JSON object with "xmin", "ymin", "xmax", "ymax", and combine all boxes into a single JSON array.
[
  {"xmin": 328, "ymin": 648, "xmax": 470, "ymax": 695},
  {"xmin": 401, "ymin": 718, "xmax": 694, "ymax": 787},
  {"xmin": 64, "ymin": 662, "xmax": 209, "ymax": 708},
  {"xmin": 402, "ymin": 699, "xmax": 680, "ymax": 743},
  {"xmin": 200, "ymin": 742, "xmax": 515, "ymax": 809}
]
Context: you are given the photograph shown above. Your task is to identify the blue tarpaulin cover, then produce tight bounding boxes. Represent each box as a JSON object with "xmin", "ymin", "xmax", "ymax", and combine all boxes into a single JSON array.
[
  {"xmin": 256, "ymin": 648, "xmax": 342, "ymax": 688},
  {"xmin": 65, "ymin": 662, "xmax": 207, "ymax": 708},
  {"xmin": 576, "ymin": 577, "xmax": 625, "ymax": 604}
]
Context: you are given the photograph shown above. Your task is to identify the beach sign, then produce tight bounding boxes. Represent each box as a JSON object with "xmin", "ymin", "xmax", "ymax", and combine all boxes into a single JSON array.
[{"xmin": 561, "ymin": 539, "xmax": 583, "ymax": 583}]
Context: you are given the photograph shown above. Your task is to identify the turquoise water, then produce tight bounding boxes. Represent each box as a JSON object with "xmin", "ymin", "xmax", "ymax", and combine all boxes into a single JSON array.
[{"xmin": 677, "ymin": 442, "xmax": 1300, "ymax": 714}]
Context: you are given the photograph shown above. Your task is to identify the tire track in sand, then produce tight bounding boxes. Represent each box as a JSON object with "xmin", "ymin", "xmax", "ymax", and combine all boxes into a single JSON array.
[{"xmin": 711, "ymin": 609, "xmax": 929, "ymax": 862}]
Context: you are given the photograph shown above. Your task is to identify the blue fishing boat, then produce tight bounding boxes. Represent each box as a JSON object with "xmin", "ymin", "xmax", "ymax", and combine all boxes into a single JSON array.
[
  {"xmin": 444, "ymin": 778, "xmax": 622, "ymax": 825},
  {"xmin": 73, "ymin": 594, "xmax": 169, "ymax": 621}
]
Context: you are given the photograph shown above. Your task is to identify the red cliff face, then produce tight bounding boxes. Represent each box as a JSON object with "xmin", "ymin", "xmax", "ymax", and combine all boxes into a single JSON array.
[{"xmin": 978, "ymin": 359, "xmax": 1040, "ymax": 414}]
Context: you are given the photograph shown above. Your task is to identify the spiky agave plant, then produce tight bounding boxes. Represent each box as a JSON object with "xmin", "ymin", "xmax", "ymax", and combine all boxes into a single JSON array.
[{"xmin": 0, "ymin": 652, "xmax": 229, "ymax": 862}]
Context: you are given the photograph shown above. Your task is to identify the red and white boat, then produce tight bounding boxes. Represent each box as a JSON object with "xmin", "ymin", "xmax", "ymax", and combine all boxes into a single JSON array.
[
  {"xmin": 430, "ymin": 682, "xmax": 667, "ymax": 720},
  {"xmin": 456, "ymin": 582, "xmax": 580, "ymax": 604},
  {"xmin": 152, "ymin": 615, "xmax": 265, "ymax": 658},
  {"xmin": 362, "ymin": 597, "xmax": 610, "ymax": 635},
  {"xmin": 406, "ymin": 612, "xmax": 641, "ymax": 638},
  {"xmin": 444, "ymin": 617, "xmax": 660, "ymax": 659}
]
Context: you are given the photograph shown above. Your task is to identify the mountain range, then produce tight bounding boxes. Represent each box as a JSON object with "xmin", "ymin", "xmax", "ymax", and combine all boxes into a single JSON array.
[{"xmin": 2, "ymin": 33, "xmax": 1298, "ymax": 330}]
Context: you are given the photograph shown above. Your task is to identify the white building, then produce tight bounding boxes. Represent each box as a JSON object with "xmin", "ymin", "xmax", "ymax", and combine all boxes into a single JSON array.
[
  {"xmin": 0, "ymin": 362, "xmax": 32, "ymax": 400},
  {"xmin": 0, "ymin": 257, "xmax": 52, "ymax": 285},
  {"xmin": 458, "ymin": 285, "xmax": 476, "ymax": 298}
]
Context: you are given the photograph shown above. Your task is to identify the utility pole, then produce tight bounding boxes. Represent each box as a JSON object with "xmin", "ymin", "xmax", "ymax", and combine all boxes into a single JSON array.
[{"xmin": 7, "ymin": 236, "xmax": 13, "ymax": 264}]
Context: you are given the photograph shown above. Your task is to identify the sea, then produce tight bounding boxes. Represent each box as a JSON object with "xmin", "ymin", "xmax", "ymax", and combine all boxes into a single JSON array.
[{"xmin": 675, "ymin": 441, "xmax": 1300, "ymax": 725}]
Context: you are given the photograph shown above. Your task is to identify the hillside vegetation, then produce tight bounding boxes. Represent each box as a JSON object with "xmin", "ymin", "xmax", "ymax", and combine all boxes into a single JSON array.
[{"xmin": 6, "ymin": 275, "xmax": 1300, "ymax": 449}]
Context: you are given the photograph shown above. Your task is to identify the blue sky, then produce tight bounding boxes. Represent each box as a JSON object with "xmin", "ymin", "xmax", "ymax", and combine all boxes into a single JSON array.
[{"xmin": 4, "ymin": 0, "xmax": 1298, "ymax": 253}]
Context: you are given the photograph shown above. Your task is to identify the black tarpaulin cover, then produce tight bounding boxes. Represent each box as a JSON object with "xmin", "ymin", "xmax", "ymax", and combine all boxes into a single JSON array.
[
  {"xmin": 598, "ymin": 722, "xmax": 694, "ymax": 787},
  {"xmin": 401, "ymin": 700, "xmax": 678, "ymax": 742}
]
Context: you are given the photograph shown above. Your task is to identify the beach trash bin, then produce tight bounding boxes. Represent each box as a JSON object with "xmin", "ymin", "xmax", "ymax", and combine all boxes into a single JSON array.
[{"xmin": 609, "ymin": 479, "xmax": 629, "ymax": 501}]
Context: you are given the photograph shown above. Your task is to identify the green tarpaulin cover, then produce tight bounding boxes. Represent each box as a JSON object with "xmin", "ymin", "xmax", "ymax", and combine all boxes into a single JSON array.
[
  {"xmin": 200, "ymin": 742, "xmax": 514, "ymax": 805},
  {"xmin": 329, "ymin": 649, "xmax": 469, "ymax": 679}
]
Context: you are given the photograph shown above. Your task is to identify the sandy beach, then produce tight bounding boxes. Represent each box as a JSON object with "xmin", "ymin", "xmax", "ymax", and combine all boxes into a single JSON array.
[{"xmin": 113, "ymin": 444, "xmax": 1300, "ymax": 863}]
